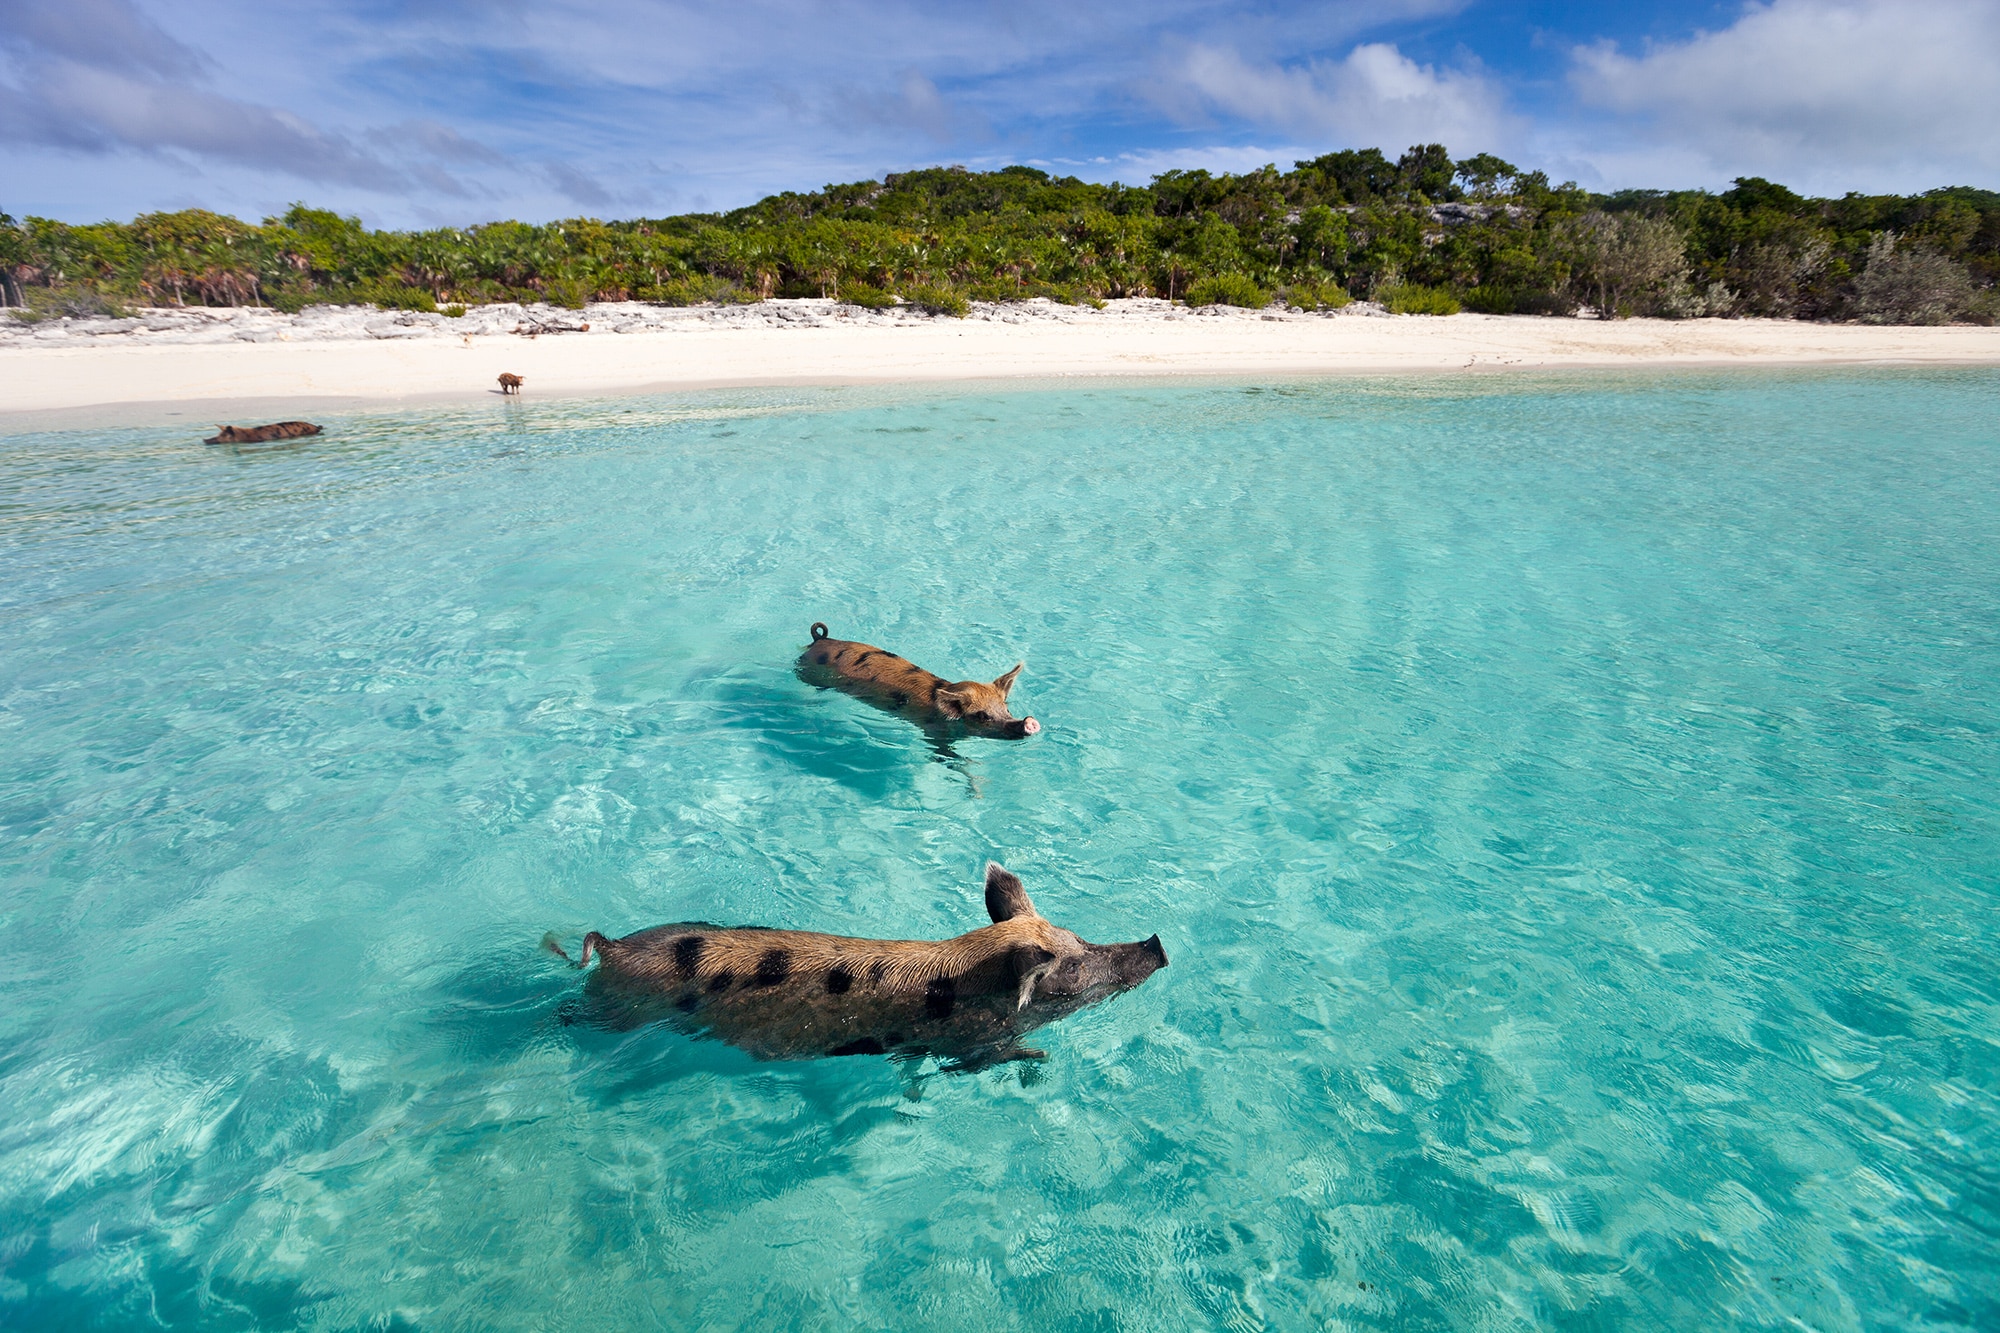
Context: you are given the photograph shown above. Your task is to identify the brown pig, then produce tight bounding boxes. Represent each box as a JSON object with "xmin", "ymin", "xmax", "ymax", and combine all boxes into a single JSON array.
[
  {"xmin": 796, "ymin": 622, "xmax": 1040, "ymax": 739},
  {"xmin": 546, "ymin": 863, "xmax": 1166, "ymax": 1070},
  {"xmin": 204, "ymin": 421, "xmax": 322, "ymax": 445}
]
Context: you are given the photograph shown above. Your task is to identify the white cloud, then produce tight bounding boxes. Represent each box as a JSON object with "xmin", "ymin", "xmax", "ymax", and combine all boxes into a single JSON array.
[
  {"xmin": 1570, "ymin": 0, "xmax": 2000, "ymax": 191},
  {"xmin": 0, "ymin": 0, "xmax": 205, "ymax": 79},
  {"xmin": 11, "ymin": 0, "xmax": 1992, "ymax": 227},
  {"xmin": 15, "ymin": 62, "xmax": 412, "ymax": 190},
  {"xmin": 0, "ymin": 0, "xmax": 474, "ymax": 194},
  {"xmin": 1160, "ymin": 41, "xmax": 1514, "ymax": 155},
  {"xmin": 833, "ymin": 71, "xmax": 988, "ymax": 145}
]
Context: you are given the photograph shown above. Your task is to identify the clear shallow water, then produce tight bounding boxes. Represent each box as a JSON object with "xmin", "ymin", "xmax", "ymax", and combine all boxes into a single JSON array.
[{"xmin": 1, "ymin": 371, "xmax": 1996, "ymax": 1331}]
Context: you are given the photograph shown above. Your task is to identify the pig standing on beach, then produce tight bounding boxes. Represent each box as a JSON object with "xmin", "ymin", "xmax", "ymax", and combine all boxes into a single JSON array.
[
  {"xmin": 546, "ymin": 863, "xmax": 1165, "ymax": 1070},
  {"xmin": 797, "ymin": 622, "xmax": 1040, "ymax": 739}
]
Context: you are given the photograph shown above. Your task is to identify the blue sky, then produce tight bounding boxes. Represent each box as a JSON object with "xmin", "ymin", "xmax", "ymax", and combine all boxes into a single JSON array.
[{"xmin": 3, "ymin": 0, "xmax": 1996, "ymax": 227}]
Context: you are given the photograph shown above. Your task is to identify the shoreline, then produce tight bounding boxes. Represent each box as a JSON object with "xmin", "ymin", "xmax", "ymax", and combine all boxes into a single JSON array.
[{"xmin": 5, "ymin": 297, "xmax": 1999, "ymax": 430}]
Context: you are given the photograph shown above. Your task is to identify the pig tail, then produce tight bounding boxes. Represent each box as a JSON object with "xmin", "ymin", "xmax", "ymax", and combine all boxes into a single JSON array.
[
  {"xmin": 542, "ymin": 931, "xmax": 606, "ymax": 968},
  {"xmin": 810, "ymin": 623, "xmax": 829, "ymax": 641}
]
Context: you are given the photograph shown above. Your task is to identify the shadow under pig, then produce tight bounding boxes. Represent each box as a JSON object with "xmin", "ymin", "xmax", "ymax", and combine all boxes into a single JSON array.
[{"xmin": 686, "ymin": 667, "xmax": 977, "ymax": 798}]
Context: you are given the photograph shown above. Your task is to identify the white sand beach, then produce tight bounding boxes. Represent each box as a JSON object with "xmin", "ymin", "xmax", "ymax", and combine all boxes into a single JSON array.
[{"xmin": 5, "ymin": 297, "xmax": 1999, "ymax": 426}]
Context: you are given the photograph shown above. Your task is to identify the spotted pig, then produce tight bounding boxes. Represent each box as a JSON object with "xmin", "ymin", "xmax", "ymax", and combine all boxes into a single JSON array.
[
  {"xmin": 546, "ymin": 863, "xmax": 1165, "ymax": 1070},
  {"xmin": 797, "ymin": 622, "xmax": 1040, "ymax": 739}
]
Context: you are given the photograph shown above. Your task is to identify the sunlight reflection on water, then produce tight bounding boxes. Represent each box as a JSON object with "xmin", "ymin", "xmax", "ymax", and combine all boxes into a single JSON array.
[{"xmin": 2, "ymin": 370, "xmax": 1997, "ymax": 1329}]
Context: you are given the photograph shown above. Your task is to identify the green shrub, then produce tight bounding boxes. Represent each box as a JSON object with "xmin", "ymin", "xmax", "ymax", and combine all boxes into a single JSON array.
[
  {"xmin": 1030, "ymin": 282, "xmax": 1103, "ymax": 307},
  {"xmin": 1513, "ymin": 290, "xmax": 1575, "ymax": 317},
  {"xmin": 1278, "ymin": 279, "xmax": 1351, "ymax": 311},
  {"xmin": 457, "ymin": 279, "xmax": 527, "ymax": 305},
  {"xmin": 1850, "ymin": 235, "xmax": 1975, "ymax": 325},
  {"xmin": 1379, "ymin": 282, "xmax": 1461, "ymax": 315},
  {"xmin": 23, "ymin": 284, "xmax": 130, "ymax": 320},
  {"xmin": 899, "ymin": 283, "xmax": 970, "ymax": 317},
  {"xmin": 269, "ymin": 289, "xmax": 311, "ymax": 314},
  {"xmin": 369, "ymin": 284, "xmax": 437, "ymax": 313},
  {"xmin": 1184, "ymin": 273, "xmax": 1270, "ymax": 308},
  {"xmin": 440, "ymin": 304, "xmax": 467, "ymax": 318},
  {"xmin": 1462, "ymin": 285, "xmax": 1516, "ymax": 314},
  {"xmin": 1653, "ymin": 279, "xmax": 1735, "ymax": 319},
  {"xmin": 646, "ymin": 275, "xmax": 746, "ymax": 306},
  {"xmin": 543, "ymin": 278, "xmax": 592, "ymax": 310},
  {"xmin": 839, "ymin": 282, "xmax": 897, "ymax": 309}
]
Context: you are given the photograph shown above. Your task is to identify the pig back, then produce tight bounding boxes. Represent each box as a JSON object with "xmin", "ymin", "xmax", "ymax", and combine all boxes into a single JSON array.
[
  {"xmin": 796, "ymin": 627, "xmax": 944, "ymax": 713},
  {"xmin": 575, "ymin": 921, "xmax": 1038, "ymax": 1062}
]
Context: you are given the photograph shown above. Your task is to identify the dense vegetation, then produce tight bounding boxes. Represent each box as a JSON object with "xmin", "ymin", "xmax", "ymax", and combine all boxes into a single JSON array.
[{"xmin": 5, "ymin": 146, "xmax": 1996, "ymax": 323}]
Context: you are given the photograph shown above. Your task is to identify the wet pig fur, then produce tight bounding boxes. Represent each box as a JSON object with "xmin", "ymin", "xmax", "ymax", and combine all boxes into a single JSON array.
[
  {"xmin": 204, "ymin": 421, "xmax": 322, "ymax": 445},
  {"xmin": 797, "ymin": 623, "xmax": 1040, "ymax": 739},
  {"xmin": 546, "ymin": 863, "xmax": 1166, "ymax": 1070}
]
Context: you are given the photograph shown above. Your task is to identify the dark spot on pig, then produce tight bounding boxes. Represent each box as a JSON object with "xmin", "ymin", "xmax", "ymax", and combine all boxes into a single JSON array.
[
  {"xmin": 675, "ymin": 993, "xmax": 699, "ymax": 1013},
  {"xmin": 855, "ymin": 651, "xmax": 875, "ymax": 666},
  {"xmin": 816, "ymin": 653, "xmax": 829, "ymax": 665},
  {"xmin": 829, "ymin": 1037, "xmax": 885, "ymax": 1056},
  {"xmin": 673, "ymin": 935, "xmax": 706, "ymax": 975},
  {"xmin": 892, "ymin": 691, "xmax": 908, "ymax": 706},
  {"xmin": 709, "ymin": 971, "xmax": 735, "ymax": 993},
  {"xmin": 825, "ymin": 965, "xmax": 853, "ymax": 995},
  {"xmin": 924, "ymin": 976, "xmax": 956, "ymax": 1019},
  {"xmin": 753, "ymin": 949, "xmax": 791, "ymax": 987}
]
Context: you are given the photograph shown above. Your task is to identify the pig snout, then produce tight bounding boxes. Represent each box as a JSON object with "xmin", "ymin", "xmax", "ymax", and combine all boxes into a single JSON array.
[
  {"xmin": 1127, "ymin": 934, "xmax": 1167, "ymax": 982},
  {"xmin": 1006, "ymin": 716, "xmax": 1041, "ymax": 738},
  {"xmin": 1103, "ymin": 935, "xmax": 1168, "ymax": 990}
]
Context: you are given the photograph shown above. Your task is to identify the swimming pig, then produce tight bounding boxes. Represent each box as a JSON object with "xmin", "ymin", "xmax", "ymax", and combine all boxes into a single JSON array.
[
  {"xmin": 204, "ymin": 421, "xmax": 322, "ymax": 445},
  {"xmin": 546, "ymin": 863, "xmax": 1165, "ymax": 1071},
  {"xmin": 797, "ymin": 623, "xmax": 1040, "ymax": 739}
]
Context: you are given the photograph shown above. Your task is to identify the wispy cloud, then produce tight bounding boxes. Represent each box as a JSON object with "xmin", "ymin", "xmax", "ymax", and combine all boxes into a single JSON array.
[
  {"xmin": 0, "ymin": 0, "xmax": 207, "ymax": 79},
  {"xmin": 1567, "ymin": 0, "xmax": 2000, "ymax": 192},
  {"xmin": 540, "ymin": 159, "xmax": 644, "ymax": 211},
  {"xmin": 833, "ymin": 71, "xmax": 990, "ymax": 146},
  {"xmin": 4, "ymin": 62, "xmax": 411, "ymax": 189},
  {"xmin": 1156, "ymin": 41, "xmax": 1513, "ymax": 155},
  {"xmin": 1, "ymin": 0, "xmax": 1996, "ymax": 225},
  {"xmin": 0, "ymin": 0, "xmax": 500, "ymax": 195}
]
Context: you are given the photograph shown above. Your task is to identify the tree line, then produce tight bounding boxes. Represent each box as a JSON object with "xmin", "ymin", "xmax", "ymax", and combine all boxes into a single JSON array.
[{"xmin": 4, "ymin": 147, "xmax": 1995, "ymax": 324}]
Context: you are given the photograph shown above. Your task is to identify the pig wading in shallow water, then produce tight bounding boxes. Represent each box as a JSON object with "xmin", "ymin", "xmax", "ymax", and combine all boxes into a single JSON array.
[
  {"xmin": 545, "ymin": 864, "xmax": 1166, "ymax": 1071},
  {"xmin": 204, "ymin": 421, "xmax": 322, "ymax": 445},
  {"xmin": 797, "ymin": 623, "xmax": 1040, "ymax": 739}
]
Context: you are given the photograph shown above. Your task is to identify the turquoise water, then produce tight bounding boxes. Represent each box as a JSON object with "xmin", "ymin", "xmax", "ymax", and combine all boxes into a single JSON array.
[{"xmin": 2, "ymin": 371, "xmax": 1997, "ymax": 1330}]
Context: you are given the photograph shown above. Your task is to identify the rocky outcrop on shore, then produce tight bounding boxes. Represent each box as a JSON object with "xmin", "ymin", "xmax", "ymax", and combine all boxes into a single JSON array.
[{"xmin": 0, "ymin": 296, "xmax": 1391, "ymax": 348}]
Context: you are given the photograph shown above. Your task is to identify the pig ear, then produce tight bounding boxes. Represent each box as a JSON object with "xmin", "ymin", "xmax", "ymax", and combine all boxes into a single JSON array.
[
  {"xmin": 985, "ymin": 862, "xmax": 1040, "ymax": 922},
  {"xmin": 992, "ymin": 663, "xmax": 1023, "ymax": 696},
  {"xmin": 935, "ymin": 687, "xmax": 967, "ymax": 718},
  {"xmin": 1009, "ymin": 945, "xmax": 1057, "ymax": 1009}
]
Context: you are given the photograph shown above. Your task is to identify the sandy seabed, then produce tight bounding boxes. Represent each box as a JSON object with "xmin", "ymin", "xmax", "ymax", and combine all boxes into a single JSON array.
[{"xmin": 4, "ymin": 296, "xmax": 1999, "ymax": 429}]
